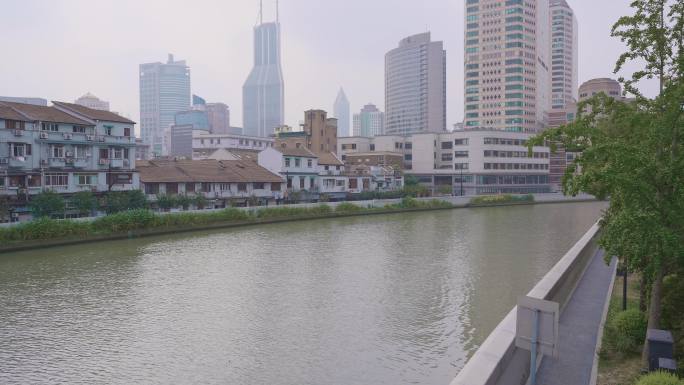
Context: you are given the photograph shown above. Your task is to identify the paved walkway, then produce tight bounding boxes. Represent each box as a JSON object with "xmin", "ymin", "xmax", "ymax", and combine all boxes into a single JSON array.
[{"xmin": 536, "ymin": 249, "xmax": 617, "ymax": 385}]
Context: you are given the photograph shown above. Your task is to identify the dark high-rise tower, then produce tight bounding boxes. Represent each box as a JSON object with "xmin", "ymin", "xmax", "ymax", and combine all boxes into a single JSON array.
[{"xmin": 243, "ymin": 1, "xmax": 284, "ymax": 137}]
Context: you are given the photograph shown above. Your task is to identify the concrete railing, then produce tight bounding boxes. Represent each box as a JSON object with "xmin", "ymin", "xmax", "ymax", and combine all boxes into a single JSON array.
[{"xmin": 450, "ymin": 221, "xmax": 601, "ymax": 385}]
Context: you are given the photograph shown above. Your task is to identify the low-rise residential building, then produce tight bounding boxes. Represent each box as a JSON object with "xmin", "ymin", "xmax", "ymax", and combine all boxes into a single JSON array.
[
  {"xmin": 1, "ymin": 100, "xmax": 138, "ymax": 220},
  {"xmin": 138, "ymin": 159, "xmax": 284, "ymax": 207},
  {"xmin": 275, "ymin": 110, "xmax": 338, "ymax": 155},
  {"xmin": 259, "ymin": 146, "xmax": 319, "ymax": 195},
  {"xmin": 316, "ymin": 152, "xmax": 347, "ymax": 200}
]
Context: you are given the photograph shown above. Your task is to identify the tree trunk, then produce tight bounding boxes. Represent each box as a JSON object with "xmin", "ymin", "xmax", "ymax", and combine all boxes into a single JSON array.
[
  {"xmin": 640, "ymin": 274, "xmax": 648, "ymax": 313},
  {"xmin": 641, "ymin": 265, "xmax": 665, "ymax": 369}
]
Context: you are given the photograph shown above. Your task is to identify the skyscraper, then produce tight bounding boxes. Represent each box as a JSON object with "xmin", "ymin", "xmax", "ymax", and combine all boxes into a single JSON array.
[
  {"xmin": 333, "ymin": 88, "xmax": 350, "ymax": 137},
  {"xmin": 550, "ymin": 0, "xmax": 578, "ymax": 110},
  {"xmin": 243, "ymin": 3, "xmax": 284, "ymax": 138},
  {"xmin": 353, "ymin": 103, "xmax": 384, "ymax": 137},
  {"xmin": 463, "ymin": 0, "xmax": 551, "ymax": 132},
  {"xmin": 139, "ymin": 54, "xmax": 191, "ymax": 156},
  {"xmin": 385, "ymin": 32, "xmax": 446, "ymax": 135}
]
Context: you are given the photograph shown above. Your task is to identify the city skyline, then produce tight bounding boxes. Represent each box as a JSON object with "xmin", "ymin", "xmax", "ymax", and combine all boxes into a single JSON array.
[{"xmin": 1, "ymin": 0, "xmax": 659, "ymax": 135}]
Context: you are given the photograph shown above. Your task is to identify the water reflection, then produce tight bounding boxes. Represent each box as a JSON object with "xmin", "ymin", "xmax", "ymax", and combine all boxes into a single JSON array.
[{"xmin": 0, "ymin": 201, "xmax": 605, "ymax": 385}]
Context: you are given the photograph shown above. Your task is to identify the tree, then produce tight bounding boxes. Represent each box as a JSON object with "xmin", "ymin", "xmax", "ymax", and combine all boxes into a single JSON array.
[
  {"xmin": 194, "ymin": 195, "xmax": 208, "ymax": 210},
  {"xmin": 102, "ymin": 190, "xmax": 147, "ymax": 214},
  {"xmin": 156, "ymin": 194, "xmax": 177, "ymax": 211},
  {"xmin": 29, "ymin": 190, "xmax": 65, "ymax": 219},
  {"xmin": 71, "ymin": 191, "xmax": 98, "ymax": 217},
  {"xmin": 127, "ymin": 190, "xmax": 147, "ymax": 210},
  {"xmin": 0, "ymin": 197, "xmax": 10, "ymax": 222},
  {"xmin": 530, "ymin": 0, "xmax": 684, "ymax": 367}
]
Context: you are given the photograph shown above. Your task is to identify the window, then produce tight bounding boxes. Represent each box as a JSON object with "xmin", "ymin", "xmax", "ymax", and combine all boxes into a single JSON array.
[
  {"xmin": 369, "ymin": 144, "xmax": 375, "ymax": 151},
  {"xmin": 124, "ymin": 127, "xmax": 131, "ymax": 137},
  {"xmin": 76, "ymin": 174, "xmax": 97, "ymax": 186},
  {"xmin": 10, "ymin": 143, "xmax": 31, "ymax": 157},
  {"xmin": 349, "ymin": 178, "xmax": 358, "ymax": 189},
  {"xmin": 454, "ymin": 151, "xmax": 469, "ymax": 158},
  {"xmin": 307, "ymin": 159, "xmax": 312, "ymax": 168},
  {"xmin": 441, "ymin": 142, "xmax": 453, "ymax": 150},
  {"xmin": 237, "ymin": 183, "xmax": 247, "ymax": 192},
  {"xmin": 99, "ymin": 148, "xmax": 109, "ymax": 159},
  {"xmin": 6, "ymin": 120, "xmax": 25, "ymax": 130},
  {"xmin": 166, "ymin": 183, "xmax": 179, "ymax": 194},
  {"xmin": 295, "ymin": 158, "xmax": 301, "ymax": 167},
  {"xmin": 45, "ymin": 173, "xmax": 68, "ymax": 186},
  {"xmin": 74, "ymin": 145, "xmax": 89, "ymax": 159},
  {"xmin": 51, "ymin": 145, "xmax": 65, "ymax": 158},
  {"xmin": 285, "ymin": 158, "xmax": 291, "ymax": 167},
  {"xmin": 454, "ymin": 138, "xmax": 469, "ymax": 146},
  {"xmin": 287, "ymin": 177, "xmax": 293, "ymax": 189},
  {"xmin": 299, "ymin": 178, "xmax": 305, "ymax": 189},
  {"xmin": 201, "ymin": 183, "xmax": 212, "ymax": 192},
  {"xmin": 405, "ymin": 143, "xmax": 412, "ymax": 150},
  {"xmin": 73, "ymin": 126, "xmax": 86, "ymax": 133},
  {"xmin": 186, "ymin": 183, "xmax": 195, "ymax": 193},
  {"xmin": 336, "ymin": 180, "xmax": 344, "ymax": 187},
  {"xmin": 104, "ymin": 126, "xmax": 113, "ymax": 136},
  {"xmin": 41, "ymin": 123, "xmax": 58, "ymax": 131},
  {"xmin": 254, "ymin": 182, "xmax": 265, "ymax": 190},
  {"xmin": 271, "ymin": 182, "xmax": 281, "ymax": 191},
  {"xmin": 112, "ymin": 148, "xmax": 123, "ymax": 159},
  {"xmin": 218, "ymin": 183, "xmax": 230, "ymax": 191},
  {"xmin": 145, "ymin": 183, "xmax": 159, "ymax": 195}
]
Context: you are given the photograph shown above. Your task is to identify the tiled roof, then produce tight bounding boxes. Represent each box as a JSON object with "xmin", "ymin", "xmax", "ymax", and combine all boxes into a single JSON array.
[
  {"xmin": 0, "ymin": 101, "xmax": 93, "ymax": 125},
  {"xmin": 52, "ymin": 101, "xmax": 136, "ymax": 124},
  {"xmin": 317, "ymin": 152, "xmax": 344, "ymax": 166},
  {"xmin": 0, "ymin": 105, "xmax": 32, "ymax": 121},
  {"xmin": 138, "ymin": 159, "xmax": 284, "ymax": 183},
  {"xmin": 277, "ymin": 146, "xmax": 317, "ymax": 158}
]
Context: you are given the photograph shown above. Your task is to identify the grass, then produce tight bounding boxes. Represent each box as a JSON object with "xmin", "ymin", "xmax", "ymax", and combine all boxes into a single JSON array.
[
  {"xmin": 0, "ymin": 200, "xmax": 455, "ymax": 247},
  {"xmin": 597, "ymin": 272, "xmax": 644, "ymax": 385}
]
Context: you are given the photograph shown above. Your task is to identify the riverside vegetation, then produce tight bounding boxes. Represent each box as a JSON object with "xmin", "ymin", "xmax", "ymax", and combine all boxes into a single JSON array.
[{"xmin": 0, "ymin": 197, "xmax": 453, "ymax": 245}]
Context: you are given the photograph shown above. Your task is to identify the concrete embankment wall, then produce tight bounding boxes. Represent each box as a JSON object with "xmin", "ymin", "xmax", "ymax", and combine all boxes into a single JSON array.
[{"xmin": 450, "ymin": 222, "xmax": 601, "ymax": 385}]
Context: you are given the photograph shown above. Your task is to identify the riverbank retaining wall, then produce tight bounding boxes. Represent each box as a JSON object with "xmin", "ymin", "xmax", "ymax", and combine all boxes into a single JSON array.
[{"xmin": 450, "ymin": 221, "xmax": 601, "ymax": 385}]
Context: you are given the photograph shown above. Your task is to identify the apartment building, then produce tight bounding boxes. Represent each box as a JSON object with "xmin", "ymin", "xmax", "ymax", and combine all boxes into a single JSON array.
[
  {"xmin": 138, "ymin": 158, "xmax": 284, "ymax": 207},
  {"xmin": 338, "ymin": 130, "xmax": 551, "ymax": 195},
  {"xmin": 274, "ymin": 110, "xmax": 338, "ymax": 155},
  {"xmin": 463, "ymin": 0, "xmax": 551, "ymax": 132},
  {"xmin": 0, "ymin": 100, "xmax": 138, "ymax": 219}
]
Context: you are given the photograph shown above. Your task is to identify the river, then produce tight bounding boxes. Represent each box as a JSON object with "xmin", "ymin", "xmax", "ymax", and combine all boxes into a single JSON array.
[{"xmin": 0, "ymin": 201, "xmax": 606, "ymax": 385}]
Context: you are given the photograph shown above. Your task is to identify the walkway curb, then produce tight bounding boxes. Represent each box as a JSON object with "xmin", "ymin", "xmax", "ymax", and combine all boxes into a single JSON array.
[{"xmin": 590, "ymin": 257, "xmax": 618, "ymax": 385}]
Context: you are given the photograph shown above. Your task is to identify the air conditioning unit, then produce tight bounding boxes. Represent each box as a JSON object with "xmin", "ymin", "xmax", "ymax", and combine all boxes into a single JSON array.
[
  {"xmin": 99, "ymin": 158, "xmax": 108, "ymax": 165},
  {"xmin": 123, "ymin": 159, "xmax": 130, "ymax": 167},
  {"xmin": 65, "ymin": 151, "xmax": 74, "ymax": 157},
  {"xmin": 13, "ymin": 129, "xmax": 23, "ymax": 136},
  {"xmin": 63, "ymin": 133, "xmax": 73, "ymax": 140},
  {"xmin": 40, "ymin": 132, "xmax": 49, "ymax": 139},
  {"xmin": 86, "ymin": 135, "xmax": 94, "ymax": 141},
  {"xmin": 0, "ymin": 158, "xmax": 8, "ymax": 165}
]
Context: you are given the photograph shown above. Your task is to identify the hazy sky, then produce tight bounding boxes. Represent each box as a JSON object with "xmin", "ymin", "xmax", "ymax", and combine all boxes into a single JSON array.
[{"xmin": 1, "ymin": 0, "xmax": 658, "ymax": 133}]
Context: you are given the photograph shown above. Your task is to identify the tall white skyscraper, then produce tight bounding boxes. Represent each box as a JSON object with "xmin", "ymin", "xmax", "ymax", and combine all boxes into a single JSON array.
[
  {"xmin": 549, "ymin": 0, "xmax": 578, "ymax": 110},
  {"xmin": 333, "ymin": 88, "xmax": 350, "ymax": 137},
  {"xmin": 463, "ymin": 0, "xmax": 551, "ymax": 132},
  {"xmin": 243, "ymin": 3, "xmax": 284, "ymax": 138},
  {"xmin": 353, "ymin": 103, "xmax": 384, "ymax": 137},
  {"xmin": 385, "ymin": 32, "xmax": 446, "ymax": 135},
  {"xmin": 139, "ymin": 54, "xmax": 191, "ymax": 156}
]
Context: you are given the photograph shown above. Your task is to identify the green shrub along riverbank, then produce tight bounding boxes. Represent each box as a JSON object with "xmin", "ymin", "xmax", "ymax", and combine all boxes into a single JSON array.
[
  {"xmin": 0, "ymin": 197, "xmax": 452, "ymax": 245},
  {"xmin": 469, "ymin": 194, "xmax": 535, "ymax": 205}
]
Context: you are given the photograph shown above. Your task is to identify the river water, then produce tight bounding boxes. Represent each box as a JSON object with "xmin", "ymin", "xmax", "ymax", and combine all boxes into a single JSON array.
[{"xmin": 0, "ymin": 201, "xmax": 606, "ymax": 385}]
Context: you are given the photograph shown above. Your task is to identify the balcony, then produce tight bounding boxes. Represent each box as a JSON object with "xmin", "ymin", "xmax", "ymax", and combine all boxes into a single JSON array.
[
  {"xmin": 49, "ymin": 158, "xmax": 66, "ymax": 168},
  {"xmin": 110, "ymin": 159, "xmax": 124, "ymax": 169},
  {"xmin": 7, "ymin": 157, "xmax": 28, "ymax": 168}
]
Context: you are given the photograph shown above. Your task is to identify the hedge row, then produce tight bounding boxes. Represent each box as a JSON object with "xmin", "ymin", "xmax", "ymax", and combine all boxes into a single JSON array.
[
  {"xmin": 469, "ymin": 194, "xmax": 535, "ymax": 205},
  {"xmin": 0, "ymin": 198, "xmax": 453, "ymax": 244}
]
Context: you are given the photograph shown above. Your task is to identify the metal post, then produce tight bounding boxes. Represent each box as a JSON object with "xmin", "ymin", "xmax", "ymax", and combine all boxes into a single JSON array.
[
  {"xmin": 623, "ymin": 269, "xmax": 628, "ymax": 311},
  {"xmin": 530, "ymin": 309, "xmax": 539, "ymax": 385}
]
